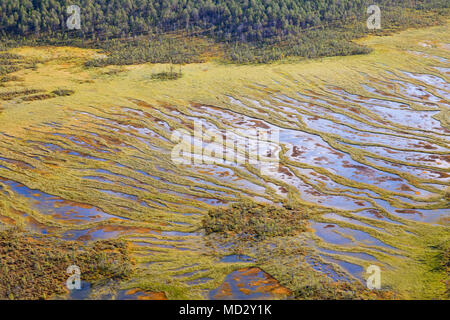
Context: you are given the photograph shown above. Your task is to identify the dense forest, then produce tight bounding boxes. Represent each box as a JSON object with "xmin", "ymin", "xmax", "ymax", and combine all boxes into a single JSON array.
[{"xmin": 0, "ymin": 0, "xmax": 449, "ymax": 64}]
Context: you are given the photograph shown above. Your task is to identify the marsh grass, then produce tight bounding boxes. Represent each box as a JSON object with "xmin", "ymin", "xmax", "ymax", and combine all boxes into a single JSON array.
[
  {"xmin": 0, "ymin": 23, "xmax": 448, "ymax": 299},
  {"xmin": 0, "ymin": 228, "xmax": 133, "ymax": 300},
  {"xmin": 0, "ymin": 53, "xmax": 74, "ymax": 100},
  {"xmin": 52, "ymin": 89, "xmax": 75, "ymax": 97},
  {"xmin": 0, "ymin": 89, "xmax": 43, "ymax": 100},
  {"xmin": 0, "ymin": 65, "xmax": 20, "ymax": 76},
  {"xmin": 431, "ymin": 239, "xmax": 450, "ymax": 295},
  {"xmin": 150, "ymin": 68, "xmax": 183, "ymax": 81},
  {"xmin": 0, "ymin": 75, "xmax": 21, "ymax": 83},
  {"xmin": 292, "ymin": 277, "xmax": 396, "ymax": 300},
  {"xmin": 22, "ymin": 93, "xmax": 57, "ymax": 101},
  {"xmin": 204, "ymin": 200, "xmax": 308, "ymax": 241}
]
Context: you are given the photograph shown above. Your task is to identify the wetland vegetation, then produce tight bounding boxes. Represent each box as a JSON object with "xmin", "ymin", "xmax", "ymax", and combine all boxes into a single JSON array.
[
  {"xmin": 0, "ymin": 227, "xmax": 132, "ymax": 300},
  {"xmin": 0, "ymin": 0, "xmax": 449, "ymax": 301},
  {"xmin": 204, "ymin": 200, "xmax": 308, "ymax": 240}
]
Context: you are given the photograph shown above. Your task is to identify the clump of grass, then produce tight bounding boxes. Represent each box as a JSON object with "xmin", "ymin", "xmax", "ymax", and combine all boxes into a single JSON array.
[
  {"xmin": 203, "ymin": 200, "xmax": 308, "ymax": 241},
  {"xmin": 150, "ymin": 71, "xmax": 182, "ymax": 81},
  {"xmin": 293, "ymin": 278, "xmax": 396, "ymax": 300},
  {"xmin": 441, "ymin": 241, "xmax": 450, "ymax": 276},
  {"xmin": 0, "ymin": 53, "xmax": 21, "ymax": 60},
  {"xmin": 0, "ymin": 65, "xmax": 20, "ymax": 76},
  {"xmin": 0, "ymin": 227, "xmax": 133, "ymax": 300},
  {"xmin": 0, "ymin": 53, "xmax": 23, "ymax": 81},
  {"xmin": 51, "ymin": 89, "xmax": 75, "ymax": 97},
  {"xmin": 150, "ymin": 66, "xmax": 183, "ymax": 81},
  {"xmin": 433, "ymin": 239, "xmax": 450, "ymax": 295},
  {"xmin": 0, "ymin": 75, "xmax": 21, "ymax": 83},
  {"xmin": 0, "ymin": 89, "xmax": 43, "ymax": 100},
  {"xmin": 101, "ymin": 68, "xmax": 126, "ymax": 76},
  {"xmin": 22, "ymin": 93, "xmax": 56, "ymax": 101}
]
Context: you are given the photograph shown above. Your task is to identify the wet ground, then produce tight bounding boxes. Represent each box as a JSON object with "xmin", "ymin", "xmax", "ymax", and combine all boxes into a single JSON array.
[{"xmin": 0, "ymin": 26, "xmax": 448, "ymax": 299}]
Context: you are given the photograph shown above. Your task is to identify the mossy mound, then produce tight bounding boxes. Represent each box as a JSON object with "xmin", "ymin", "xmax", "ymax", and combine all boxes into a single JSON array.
[
  {"xmin": 0, "ymin": 228, "xmax": 133, "ymax": 300},
  {"xmin": 150, "ymin": 71, "xmax": 183, "ymax": 81},
  {"xmin": 204, "ymin": 201, "xmax": 308, "ymax": 241}
]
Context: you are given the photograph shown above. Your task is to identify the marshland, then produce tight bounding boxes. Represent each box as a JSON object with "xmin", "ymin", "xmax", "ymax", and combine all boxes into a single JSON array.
[{"xmin": 0, "ymin": 1, "xmax": 449, "ymax": 300}]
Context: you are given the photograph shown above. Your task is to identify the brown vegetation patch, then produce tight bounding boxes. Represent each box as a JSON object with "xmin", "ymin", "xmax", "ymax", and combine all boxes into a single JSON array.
[
  {"xmin": 203, "ymin": 200, "xmax": 308, "ymax": 241},
  {"xmin": 0, "ymin": 89, "xmax": 43, "ymax": 100},
  {"xmin": 0, "ymin": 228, "xmax": 133, "ymax": 300}
]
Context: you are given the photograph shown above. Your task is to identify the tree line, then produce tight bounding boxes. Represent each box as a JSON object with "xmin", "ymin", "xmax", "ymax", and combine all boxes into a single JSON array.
[
  {"xmin": 0, "ymin": 0, "xmax": 446, "ymax": 41},
  {"xmin": 0, "ymin": 0, "xmax": 448, "ymax": 64}
]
